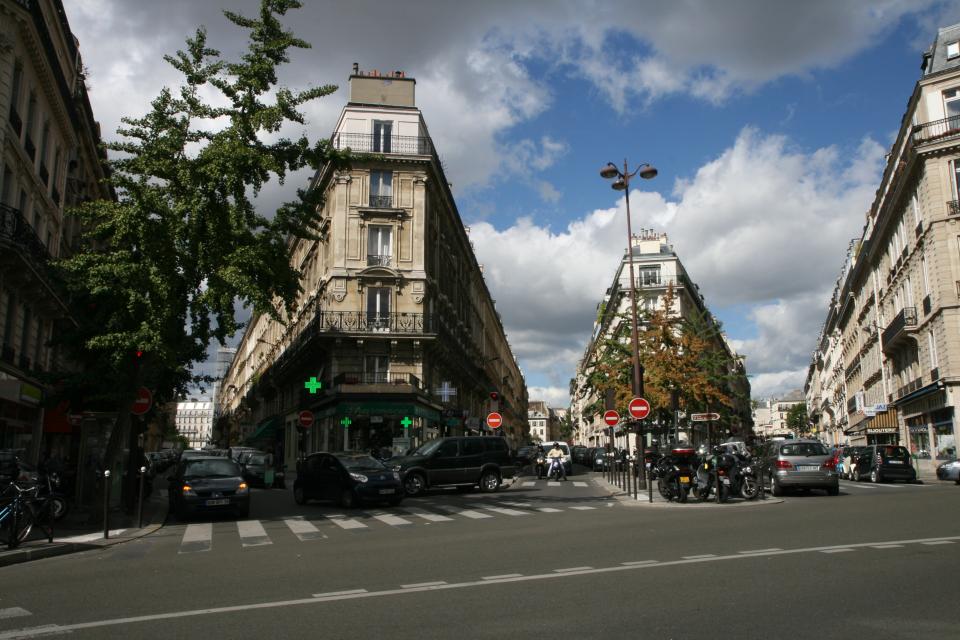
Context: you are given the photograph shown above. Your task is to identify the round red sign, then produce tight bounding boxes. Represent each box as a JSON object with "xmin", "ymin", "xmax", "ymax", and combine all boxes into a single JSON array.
[
  {"xmin": 603, "ymin": 410, "xmax": 619, "ymax": 426},
  {"xmin": 486, "ymin": 412, "xmax": 503, "ymax": 429},
  {"xmin": 298, "ymin": 410, "xmax": 314, "ymax": 428},
  {"xmin": 629, "ymin": 397, "xmax": 651, "ymax": 420},
  {"xmin": 131, "ymin": 387, "xmax": 152, "ymax": 416}
]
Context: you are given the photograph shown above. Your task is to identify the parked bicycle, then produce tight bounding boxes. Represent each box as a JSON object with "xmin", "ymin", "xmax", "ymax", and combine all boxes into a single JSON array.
[{"xmin": 0, "ymin": 482, "xmax": 54, "ymax": 549}]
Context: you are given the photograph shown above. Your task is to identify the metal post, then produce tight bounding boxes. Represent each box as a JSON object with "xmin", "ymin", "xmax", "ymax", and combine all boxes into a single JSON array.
[
  {"xmin": 648, "ymin": 461, "xmax": 653, "ymax": 503},
  {"xmin": 632, "ymin": 459, "xmax": 637, "ymax": 500},
  {"xmin": 715, "ymin": 452, "xmax": 722, "ymax": 504},
  {"xmin": 103, "ymin": 470, "xmax": 111, "ymax": 539},
  {"xmin": 137, "ymin": 466, "xmax": 146, "ymax": 528},
  {"xmin": 758, "ymin": 454, "xmax": 765, "ymax": 500}
]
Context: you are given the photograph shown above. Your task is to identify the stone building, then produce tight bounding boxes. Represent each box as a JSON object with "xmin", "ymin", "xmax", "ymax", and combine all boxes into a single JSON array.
[
  {"xmin": 174, "ymin": 401, "xmax": 214, "ymax": 450},
  {"xmin": 752, "ymin": 394, "xmax": 804, "ymax": 440},
  {"xmin": 217, "ymin": 67, "xmax": 527, "ymax": 466},
  {"xmin": 0, "ymin": 0, "xmax": 111, "ymax": 462},
  {"xmin": 806, "ymin": 24, "xmax": 960, "ymax": 473},
  {"xmin": 571, "ymin": 231, "xmax": 750, "ymax": 452}
]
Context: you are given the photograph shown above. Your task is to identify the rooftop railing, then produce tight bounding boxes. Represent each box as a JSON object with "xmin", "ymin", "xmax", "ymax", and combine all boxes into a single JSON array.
[{"xmin": 331, "ymin": 132, "xmax": 433, "ymax": 156}]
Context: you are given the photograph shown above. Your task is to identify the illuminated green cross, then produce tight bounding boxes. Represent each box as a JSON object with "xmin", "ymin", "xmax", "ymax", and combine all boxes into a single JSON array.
[
  {"xmin": 400, "ymin": 416, "xmax": 413, "ymax": 430},
  {"xmin": 304, "ymin": 377, "xmax": 322, "ymax": 394},
  {"xmin": 341, "ymin": 417, "xmax": 352, "ymax": 428}
]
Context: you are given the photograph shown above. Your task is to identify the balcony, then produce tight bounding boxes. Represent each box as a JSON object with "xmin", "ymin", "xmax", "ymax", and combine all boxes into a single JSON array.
[
  {"xmin": 896, "ymin": 377, "xmax": 924, "ymax": 401},
  {"xmin": 313, "ymin": 311, "xmax": 435, "ymax": 335},
  {"xmin": 0, "ymin": 202, "xmax": 51, "ymax": 266},
  {"xmin": 913, "ymin": 116, "xmax": 960, "ymax": 145},
  {"xmin": 8, "ymin": 108, "xmax": 22, "ymax": 136},
  {"xmin": 367, "ymin": 254, "xmax": 392, "ymax": 267},
  {"xmin": 949, "ymin": 200, "xmax": 960, "ymax": 217},
  {"xmin": 331, "ymin": 132, "xmax": 433, "ymax": 156},
  {"xmin": 368, "ymin": 194, "xmax": 393, "ymax": 208},
  {"xmin": 333, "ymin": 372, "xmax": 422, "ymax": 389},
  {"xmin": 881, "ymin": 307, "xmax": 917, "ymax": 354}
]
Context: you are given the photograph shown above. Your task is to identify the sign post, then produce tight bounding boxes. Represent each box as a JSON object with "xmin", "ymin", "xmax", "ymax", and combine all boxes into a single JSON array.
[
  {"xmin": 628, "ymin": 398, "xmax": 650, "ymax": 491},
  {"xmin": 340, "ymin": 417, "xmax": 351, "ymax": 450}
]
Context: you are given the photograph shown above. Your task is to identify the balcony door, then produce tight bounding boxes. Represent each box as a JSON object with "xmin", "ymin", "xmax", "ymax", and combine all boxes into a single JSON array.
[
  {"xmin": 368, "ymin": 225, "xmax": 392, "ymax": 267},
  {"xmin": 370, "ymin": 171, "xmax": 393, "ymax": 208},
  {"xmin": 366, "ymin": 287, "xmax": 391, "ymax": 330},
  {"xmin": 373, "ymin": 120, "xmax": 392, "ymax": 153},
  {"xmin": 364, "ymin": 355, "xmax": 389, "ymax": 384}
]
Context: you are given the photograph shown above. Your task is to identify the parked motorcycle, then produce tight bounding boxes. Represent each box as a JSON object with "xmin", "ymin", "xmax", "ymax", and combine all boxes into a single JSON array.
[
  {"xmin": 655, "ymin": 447, "xmax": 696, "ymax": 503},
  {"xmin": 40, "ymin": 472, "xmax": 69, "ymax": 521}
]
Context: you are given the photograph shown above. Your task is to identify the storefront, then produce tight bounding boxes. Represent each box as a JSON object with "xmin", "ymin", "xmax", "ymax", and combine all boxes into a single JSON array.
[
  {"xmin": 307, "ymin": 401, "xmax": 443, "ymax": 455},
  {"xmin": 865, "ymin": 409, "xmax": 898, "ymax": 445},
  {"xmin": 0, "ymin": 379, "xmax": 43, "ymax": 459},
  {"xmin": 898, "ymin": 384, "xmax": 956, "ymax": 475}
]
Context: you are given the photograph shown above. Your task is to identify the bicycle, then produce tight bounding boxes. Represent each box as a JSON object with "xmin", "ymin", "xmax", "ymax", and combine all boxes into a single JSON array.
[{"xmin": 0, "ymin": 482, "xmax": 54, "ymax": 549}]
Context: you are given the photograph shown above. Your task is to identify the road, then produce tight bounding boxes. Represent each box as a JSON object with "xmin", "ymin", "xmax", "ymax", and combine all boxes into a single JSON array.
[{"xmin": 0, "ymin": 471, "xmax": 957, "ymax": 639}]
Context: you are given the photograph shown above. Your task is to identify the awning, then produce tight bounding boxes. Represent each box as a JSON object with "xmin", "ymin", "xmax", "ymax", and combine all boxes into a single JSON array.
[
  {"xmin": 245, "ymin": 416, "xmax": 281, "ymax": 443},
  {"xmin": 314, "ymin": 401, "xmax": 441, "ymax": 422},
  {"xmin": 866, "ymin": 409, "xmax": 898, "ymax": 435}
]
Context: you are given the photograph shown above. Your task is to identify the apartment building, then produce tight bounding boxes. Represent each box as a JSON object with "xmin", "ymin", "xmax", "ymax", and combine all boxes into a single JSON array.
[
  {"xmin": 752, "ymin": 394, "xmax": 804, "ymax": 440},
  {"xmin": 218, "ymin": 67, "xmax": 527, "ymax": 466},
  {"xmin": 174, "ymin": 401, "xmax": 214, "ymax": 450},
  {"xmin": 0, "ymin": 0, "xmax": 111, "ymax": 462},
  {"xmin": 806, "ymin": 24, "xmax": 960, "ymax": 473},
  {"xmin": 571, "ymin": 231, "xmax": 751, "ymax": 452}
]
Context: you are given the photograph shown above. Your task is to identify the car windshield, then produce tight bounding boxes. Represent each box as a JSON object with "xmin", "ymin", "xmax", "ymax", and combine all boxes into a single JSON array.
[
  {"xmin": 337, "ymin": 455, "xmax": 385, "ymax": 470},
  {"xmin": 247, "ymin": 454, "xmax": 267, "ymax": 465},
  {"xmin": 779, "ymin": 443, "xmax": 827, "ymax": 457},
  {"xmin": 413, "ymin": 440, "xmax": 443, "ymax": 456},
  {"xmin": 880, "ymin": 446, "xmax": 909, "ymax": 460},
  {"xmin": 183, "ymin": 459, "xmax": 240, "ymax": 478}
]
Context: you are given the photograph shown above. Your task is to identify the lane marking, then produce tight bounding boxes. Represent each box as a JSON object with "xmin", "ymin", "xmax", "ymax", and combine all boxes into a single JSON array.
[
  {"xmin": 841, "ymin": 482, "xmax": 877, "ymax": 489},
  {"xmin": 682, "ymin": 554, "xmax": 716, "ymax": 560},
  {"xmin": 499, "ymin": 501, "xmax": 533, "ymax": 508},
  {"xmin": 548, "ymin": 482, "xmax": 561, "ymax": 487},
  {"xmin": 537, "ymin": 507, "xmax": 562, "ymax": 513},
  {"xmin": 312, "ymin": 589, "xmax": 367, "ymax": 598},
  {"xmin": 284, "ymin": 518, "xmax": 325, "ymax": 541},
  {"xmin": 9, "ymin": 534, "xmax": 960, "ymax": 638},
  {"xmin": 370, "ymin": 512, "xmax": 413, "ymax": 527},
  {"xmin": 620, "ymin": 560, "xmax": 658, "ymax": 566},
  {"xmin": 324, "ymin": 515, "xmax": 368, "ymax": 530},
  {"xmin": 738, "ymin": 548, "xmax": 782, "ymax": 554},
  {"xmin": 482, "ymin": 574, "xmax": 523, "ymax": 580},
  {"xmin": 573, "ymin": 482, "xmax": 588, "ymax": 487},
  {"xmin": 820, "ymin": 549, "xmax": 854, "ymax": 554},
  {"xmin": 521, "ymin": 482, "xmax": 536, "ymax": 487},
  {"xmin": 871, "ymin": 545, "xmax": 903, "ymax": 549},
  {"xmin": 179, "ymin": 523, "xmax": 212, "ymax": 554},
  {"xmin": 482, "ymin": 506, "xmax": 529, "ymax": 517},
  {"xmin": 400, "ymin": 582, "xmax": 447, "ymax": 589},
  {"xmin": 0, "ymin": 609, "xmax": 31, "ymax": 620},
  {"xmin": 237, "ymin": 520, "xmax": 272, "ymax": 547},
  {"xmin": 398, "ymin": 507, "xmax": 452, "ymax": 522},
  {"xmin": 430, "ymin": 505, "xmax": 493, "ymax": 519},
  {"xmin": 554, "ymin": 566, "xmax": 593, "ymax": 573},
  {"xmin": 569, "ymin": 506, "xmax": 596, "ymax": 511},
  {"xmin": 0, "ymin": 625, "xmax": 68, "ymax": 638},
  {"xmin": 922, "ymin": 541, "xmax": 954, "ymax": 545}
]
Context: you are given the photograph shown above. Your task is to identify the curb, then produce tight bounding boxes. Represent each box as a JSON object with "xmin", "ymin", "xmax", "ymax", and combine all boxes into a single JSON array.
[
  {"xmin": 0, "ymin": 499, "xmax": 169, "ymax": 569},
  {"xmin": 594, "ymin": 477, "xmax": 785, "ymax": 508}
]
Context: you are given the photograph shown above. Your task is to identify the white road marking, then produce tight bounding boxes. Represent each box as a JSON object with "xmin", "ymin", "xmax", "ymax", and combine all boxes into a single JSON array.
[
  {"xmin": 55, "ymin": 530, "xmax": 126, "ymax": 543},
  {"xmin": 400, "ymin": 581, "xmax": 447, "ymax": 589},
  {"xmin": 284, "ymin": 518, "xmax": 324, "ymax": 541},
  {"xmin": 842, "ymin": 482, "xmax": 877, "ymax": 489},
  {"xmin": 573, "ymin": 482, "xmax": 588, "ymax": 487},
  {"xmin": 536, "ymin": 507, "xmax": 562, "ymax": 513},
  {"xmin": 621, "ymin": 560, "xmax": 658, "ymax": 566},
  {"xmin": 499, "ymin": 501, "xmax": 533, "ymax": 508},
  {"xmin": 738, "ymin": 548, "xmax": 783, "ymax": 554},
  {"xmin": 312, "ymin": 589, "xmax": 367, "ymax": 598},
  {"xmin": 569, "ymin": 506, "xmax": 596, "ymax": 511},
  {"xmin": 179, "ymin": 523, "xmax": 212, "ymax": 554},
  {"xmin": 237, "ymin": 520, "xmax": 272, "ymax": 547},
  {"xmin": 871, "ymin": 545, "xmax": 903, "ymax": 549},
  {"xmin": 548, "ymin": 481, "xmax": 561, "ymax": 487},
  {"xmin": 0, "ymin": 625, "xmax": 69, "ymax": 638},
  {"xmin": 399, "ymin": 507, "xmax": 452, "ymax": 522},
  {"xmin": 323, "ymin": 514, "xmax": 368, "ymax": 530},
  {"xmin": 370, "ymin": 512, "xmax": 412, "ymax": 527},
  {"xmin": 521, "ymin": 481, "xmax": 536, "ymax": 487},
  {"xmin": 482, "ymin": 506, "xmax": 529, "ymax": 516},
  {"xmin": 482, "ymin": 574, "xmax": 523, "ymax": 580},
  {"xmin": 921, "ymin": 540, "xmax": 954, "ymax": 545},
  {"xmin": 682, "ymin": 554, "xmax": 716, "ymax": 560},
  {"xmin": 430, "ymin": 505, "xmax": 492, "ymax": 519},
  {"xmin": 11, "ymin": 535, "xmax": 960, "ymax": 638},
  {"xmin": 554, "ymin": 566, "xmax": 593, "ymax": 572},
  {"xmin": 0, "ymin": 609, "xmax": 31, "ymax": 620},
  {"xmin": 820, "ymin": 548, "xmax": 854, "ymax": 554}
]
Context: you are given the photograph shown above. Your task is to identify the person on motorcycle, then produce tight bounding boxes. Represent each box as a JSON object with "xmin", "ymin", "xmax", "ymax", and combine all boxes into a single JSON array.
[{"xmin": 547, "ymin": 442, "xmax": 567, "ymax": 480}]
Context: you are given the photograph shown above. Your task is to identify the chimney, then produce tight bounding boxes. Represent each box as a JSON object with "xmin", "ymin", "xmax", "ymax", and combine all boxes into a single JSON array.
[{"xmin": 352, "ymin": 62, "xmax": 359, "ymax": 75}]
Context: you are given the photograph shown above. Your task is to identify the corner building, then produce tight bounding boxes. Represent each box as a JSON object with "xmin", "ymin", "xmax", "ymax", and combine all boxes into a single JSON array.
[{"xmin": 218, "ymin": 68, "xmax": 527, "ymax": 465}]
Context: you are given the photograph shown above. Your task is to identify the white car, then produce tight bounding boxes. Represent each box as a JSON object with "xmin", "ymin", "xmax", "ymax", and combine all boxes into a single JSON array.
[{"xmin": 544, "ymin": 442, "xmax": 573, "ymax": 475}]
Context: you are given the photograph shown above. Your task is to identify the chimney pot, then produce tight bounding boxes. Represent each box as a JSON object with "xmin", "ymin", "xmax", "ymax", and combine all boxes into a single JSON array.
[{"xmin": 352, "ymin": 62, "xmax": 359, "ymax": 75}]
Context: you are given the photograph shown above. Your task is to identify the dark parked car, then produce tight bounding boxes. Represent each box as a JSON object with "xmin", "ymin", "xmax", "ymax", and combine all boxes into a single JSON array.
[
  {"xmin": 168, "ymin": 457, "xmax": 249, "ymax": 520},
  {"xmin": 294, "ymin": 452, "xmax": 402, "ymax": 508},
  {"xmin": 853, "ymin": 445, "xmax": 917, "ymax": 483},
  {"xmin": 391, "ymin": 436, "xmax": 514, "ymax": 496},
  {"xmin": 591, "ymin": 447, "xmax": 609, "ymax": 471},
  {"xmin": 515, "ymin": 446, "xmax": 539, "ymax": 473},
  {"xmin": 241, "ymin": 452, "xmax": 271, "ymax": 487},
  {"xmin": 572, "ymin": 446, "xmax": 588, "ymax": 465}
]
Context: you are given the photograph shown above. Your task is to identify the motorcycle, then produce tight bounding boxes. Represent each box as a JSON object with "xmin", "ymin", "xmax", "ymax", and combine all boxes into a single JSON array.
[
  {"xmin": 655, "ymin": 448, "xmax": 696, "ymax": 503},
  {"xmin": 546, "ymin": 457, "xmax": 564, "ymax": 480},
  {"xmin": 699, "ymin": 448, "xmax": 759, "ymax": 502},
  {"xmin": 40, "ymin": 472, "xmax": 69, "ymax": 521},
  {"xmin": 535, "ymin": 454, "xmax": 547, "ymax": 479}
]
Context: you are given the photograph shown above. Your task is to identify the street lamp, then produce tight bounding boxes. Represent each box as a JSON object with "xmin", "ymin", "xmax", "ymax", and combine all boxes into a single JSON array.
[{"xmin": 600, "ymin": 159, "xmax": 658, "ymax": 487}]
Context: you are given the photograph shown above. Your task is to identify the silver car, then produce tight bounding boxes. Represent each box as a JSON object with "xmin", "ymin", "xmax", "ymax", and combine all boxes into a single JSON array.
[
  {"xmin": 936, "ymin": 459, "xmax": 960, "ymax": 483},
  {"xmin": 763, "ymin": 439, "xmax": 839, "ymax": 496}
]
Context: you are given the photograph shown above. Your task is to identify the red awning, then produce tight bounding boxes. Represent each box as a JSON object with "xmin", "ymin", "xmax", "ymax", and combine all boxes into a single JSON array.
[{"xmin": 43, "ymin": 401, "xmax": 73, "ymax": 434}]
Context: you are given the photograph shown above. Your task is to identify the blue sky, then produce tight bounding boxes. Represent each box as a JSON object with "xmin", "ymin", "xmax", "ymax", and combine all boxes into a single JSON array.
[{"xmin": 69, "ymin": 0, "xmax": 960, "ymax": 407}]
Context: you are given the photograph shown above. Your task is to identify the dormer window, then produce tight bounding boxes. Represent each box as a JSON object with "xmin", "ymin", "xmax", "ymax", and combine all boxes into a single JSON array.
[{"xmin": 948, "ymin": 41, "xmax": 960, "ymax": 59}]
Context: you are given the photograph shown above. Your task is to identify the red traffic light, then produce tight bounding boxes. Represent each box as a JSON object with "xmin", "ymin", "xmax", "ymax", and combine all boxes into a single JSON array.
[
  {"xmin": 135, "ymin": 350, "xmax": 143, "ymax": 358},
  {"xmin": 489, "ymin": 391, "xmax": 499, "ymax": 401}
]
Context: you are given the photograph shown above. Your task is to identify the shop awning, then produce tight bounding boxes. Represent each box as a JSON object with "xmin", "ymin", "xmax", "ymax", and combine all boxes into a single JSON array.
[
  {"xmin": 43, "ymin": 401, "xmax": 73, "ymax": 434},
  {"xmin": 866, "ymin": 409, "xmax": 898, "ymax": 435},
  {"xmin": 245, "ymin": 416, "xmax": 281, "ymax": 443}
]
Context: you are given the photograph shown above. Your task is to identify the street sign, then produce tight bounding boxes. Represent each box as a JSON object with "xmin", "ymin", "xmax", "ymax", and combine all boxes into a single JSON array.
[
  {"xmin": 486, "ymin": 412, "xmax": 503, "ymax": 429},
  {"xmin": 131, "ymin": 387, "xmax": 152, "ymax": 416},
  {"xmin": 628, "ymin": 397, "xmax": 651, "ymax": 420},
  {"xmin": 691, "ymin": 412, "xmax": 721, "ymax": 422},
  {"xmin": 603, "ymin": 410, "xmax": 619, "ymax": 426},
  {"xmin": 298, "ymin": 410, "xmax": 314, "ymax": 428}
]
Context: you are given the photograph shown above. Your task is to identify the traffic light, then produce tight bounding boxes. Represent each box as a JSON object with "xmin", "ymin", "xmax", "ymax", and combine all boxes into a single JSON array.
[{"xmin": 489, "ymin": 391, "xmax": 499, "ymax": 402}]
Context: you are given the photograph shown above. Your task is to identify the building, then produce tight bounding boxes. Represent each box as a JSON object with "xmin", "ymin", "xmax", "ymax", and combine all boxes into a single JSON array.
[
  {"xmin": 752, "ymin": 393, "xmax": 804, "ymax": 440},
  {"xmin": 173, "ymin": 401, "xmax": 214, "ymax": 449},
  {"xmin": 217, "ymin": 66, "xmax": 527, "ymax": 466},
  {"xmin": 0, "ymin": 0, "xmax": 111, "ymax": 462},
  {"xmin": 571, "ymin": 230, "xmax": 751, "ymax": 452},
  {"xmin": 805, "ymin": 24, "xmax": 960, "ymax": 473},
  {"xmin": 528, "ymin": 405, "xmax": 548, "ymax": 443}
]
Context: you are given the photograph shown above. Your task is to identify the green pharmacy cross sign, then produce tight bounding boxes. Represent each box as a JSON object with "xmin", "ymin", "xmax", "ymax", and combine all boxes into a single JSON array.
[
  {"xmin": 400, "ymin": 416, "xmax": 413, "ymax": 430},
  {"xmin": 304, "ymin": 377, "xmax": 322, "ymax": 394},
  {"xmin": 341, "ymin": 417, "xmax": 352, "ymax": 429}
]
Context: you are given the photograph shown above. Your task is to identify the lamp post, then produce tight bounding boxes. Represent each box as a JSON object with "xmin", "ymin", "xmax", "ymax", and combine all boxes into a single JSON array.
[{"xmin": 600, "ymin": 159, "xmax": 657, "ymax": 489}]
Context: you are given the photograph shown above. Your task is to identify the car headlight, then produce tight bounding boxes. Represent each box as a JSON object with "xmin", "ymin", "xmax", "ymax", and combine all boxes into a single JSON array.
[
  {"xmin": 236, "ymin": 482, "xmax": 249, "ymax": 495},
  {"xmin": 350, "ymin": 472, "xmax": 368, "ymax": 483},
  {"xmin": 182, "ymin": 485, "xmax": 197, "ymax": 497},
  {"xmin": 393, "ymin": 471, "xmax": 401, "ymax": 481}
]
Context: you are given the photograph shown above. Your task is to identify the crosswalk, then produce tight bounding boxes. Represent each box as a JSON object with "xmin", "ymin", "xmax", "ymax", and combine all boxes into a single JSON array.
[
  {"xmin": 840, "ymin": 480, "xmax": 931, "ymax": 490},
  {"xmin": 176, "ymin": 499, "xmax": 606, "ymax": 554}
]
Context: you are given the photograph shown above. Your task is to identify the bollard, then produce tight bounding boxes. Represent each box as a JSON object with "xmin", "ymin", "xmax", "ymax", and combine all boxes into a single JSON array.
[
  {"xmin": 137, "ymin": 466, "xmax": 147, "ymax": 529},
  {"xmin": 103, "ymin": 470, "xmax": 111, "ymax": 539},
  {"xmin": 716, "ymin": 456, "xmax": 722, "ymax": 504},
  {"xmin": 648, "ymin": 464, "xmax": 654, "ymax": 503},
  {"xmin": 758, "ymin": 459, "xmax": 765, "ymax": 500}
]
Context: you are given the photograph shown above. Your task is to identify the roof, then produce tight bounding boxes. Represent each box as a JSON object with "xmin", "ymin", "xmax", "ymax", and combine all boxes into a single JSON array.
[{"xmin": 923, "ymin": 23, "xmax": 960, "ymax": 76}]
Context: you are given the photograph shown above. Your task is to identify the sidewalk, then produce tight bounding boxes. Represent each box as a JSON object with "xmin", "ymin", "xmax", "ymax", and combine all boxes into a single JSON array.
[
  {"xmin": 593, "ymin": 473, "xmax": 784, "ymax": 508},
  {"xmin": 0, "ymin": 490, "xmax": 169, "ymax": 568}
]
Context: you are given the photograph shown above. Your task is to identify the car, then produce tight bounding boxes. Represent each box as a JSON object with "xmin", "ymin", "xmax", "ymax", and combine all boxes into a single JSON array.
[
  {"xmin": 294, "ymin": 452, "xmax": 403, "ymax": 508},
  {"xmin": 935, "ymin": 459, "xmax": 960, "ymax": 482},
  {"xmin": 168, "ymin": 456, "xmax": 250, "ymax": 520},
  {"xmin": 853, "ymin": 445, "xmax": 917, "ymax": 483},
  {"xmin": 572, "ymin": 446, "xmax": 588, "ymax": 465},
  {"xmin": 762, "ymin": 438, "xmax": 839, "ymax": 496},
  {"xmin": 591, "ymin": 447, "xmax": 609, "ymax": 471},
  {"xmin": 240, "ymin": 452, "xmax": 272, "ymax": 487},
  {"xmin": 515, "ymin": 446, "xmax": 539, "ymax": 473},
  {"xmin": 391, "ymin": 436, "xmax": 515, "ymax": 496}
]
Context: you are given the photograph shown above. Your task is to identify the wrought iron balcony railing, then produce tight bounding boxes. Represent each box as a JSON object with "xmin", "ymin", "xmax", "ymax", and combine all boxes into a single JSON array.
[
  {"xmin": 331, "ymin": 132, "xmax": 433, "ymax": 156},
  {"xmin": 896, "ymin": 377, "xmax": 924, "ymax": 400},
  {"xmin": 314, "ymin": 311, "xmax": 435, "ymax": 334},
  {"xmin": 333, "ymin": 372, "xmax": 422, "ymax": 388},
  {"xmin": 367, "ymin": 254, "xmax": 392, "ymax": 267},
  {"xmin": 913, "ymin": 116, "xmax": 960, "ymax": 145},
  {"xmin": 368, "ymin": 194, "xmax": 393, "ymax": 208},
  {"xmin": 0, "ymin": 202, "xmax": 50, "ymax": 264},
  {"xmin": 948, "ymin": 200, "xmax": 960, "ymax": 216},
  {"xmin": 881, "ymin": 307, "xmax": 917, "ymax": 354}
]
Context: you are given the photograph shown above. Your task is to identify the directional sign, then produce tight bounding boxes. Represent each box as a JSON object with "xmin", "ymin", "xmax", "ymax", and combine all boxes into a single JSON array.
[
  {"xmin": 691, "ymin": 412, "xmax": 721, "ymax": 422},
  {"xmin": 628, "ymin": 397, "xmax": 651, "ymax": 420},
  {"xmin": 131, "ymin": 387, "xmax": 152, "ymax": 416},
  {"xmin": 486, "ymin": 412, "xmax": 503, "ymax": 429},
  {"xmin": 603, "ymin": 410, "xmax": 619, "ymax": 426},
  {"xmin": 298, "ymin": 410, "xmax": 314, "ymax": 428}
]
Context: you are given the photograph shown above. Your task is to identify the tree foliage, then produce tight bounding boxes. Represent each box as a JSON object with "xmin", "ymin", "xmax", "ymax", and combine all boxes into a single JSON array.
[{"xmin": 786, "ymin": 402, "xmax": 808, "ymax": 434}]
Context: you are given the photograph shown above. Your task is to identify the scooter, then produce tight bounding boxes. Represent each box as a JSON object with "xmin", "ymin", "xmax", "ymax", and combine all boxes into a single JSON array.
[
  {"xmin": 535, "ymin": 454, "xmax": 547, "ymax": 479},
  {"xmin": 656, "ymin": 448, "xmax": 696, "ymax": 503},
  {"xmin": 546, "ymin": 457, "xmax": 565, "ymax": 481}
]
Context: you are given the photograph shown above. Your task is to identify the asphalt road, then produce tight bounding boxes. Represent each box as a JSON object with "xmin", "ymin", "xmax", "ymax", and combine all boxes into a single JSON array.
[{"xmin": 0, "ymin": 470, "xmax": 957, "ymax": 639}]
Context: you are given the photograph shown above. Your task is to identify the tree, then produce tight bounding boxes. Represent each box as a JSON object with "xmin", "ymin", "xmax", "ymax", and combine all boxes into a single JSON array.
[
  {"xmin": 55, "ymin": 0, "xmax": 347, "ymax": 479},
  {"xmin": 786, "ymin": 403, "xmax": 808, "ymax": 435}
]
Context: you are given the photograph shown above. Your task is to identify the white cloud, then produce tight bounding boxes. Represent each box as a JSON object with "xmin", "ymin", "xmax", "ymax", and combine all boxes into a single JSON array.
[{"xmin": 528, "ymin": 386, "xmax": 571, "ymax": 410}]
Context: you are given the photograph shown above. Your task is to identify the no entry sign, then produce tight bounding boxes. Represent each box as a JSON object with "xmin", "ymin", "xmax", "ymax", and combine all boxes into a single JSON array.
[
  {"xmin": 486, "ymin": 412, "xmax": 503, "ymax": 429},
  {"xmin": 298, "ymin": 410, "xmax": 314, "ymax": 428},
  {"xmin": 131, "ymin": 387, "xmax": 152, "ymax": 416},
  {"xmin": 603, "ymin": 410, "xmax": 619, "ymax": 426},
  {"xmin": 629, "ymin": 397, "xmax": 651, "ymax": 420}
]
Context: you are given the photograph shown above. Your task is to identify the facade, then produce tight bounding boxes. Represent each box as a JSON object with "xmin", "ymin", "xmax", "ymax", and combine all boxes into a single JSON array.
[
  {"xmin": 218, "ymin": 67, "xmax": 527, "ymax": 467},
  {"xmin": 806, "ymin": 24, "xmax": 960, "ymax": 473},
  {"xmin": 528, "ymin": 407, "xmax": 548, "ymax": 443},
  {"xmin": 752, "ymin": 395, "xmax": 803, "ymax": 440},
  {"xmin": 571, "ymin": 231, "xmax": 750, "ymax": 452},
  {"xmin": 0, "ymin": 0, "xmax": 111, "ymax": 463},
  {"xmin": 174, "ymin": 401, "xmax": 214, "ymax": 450}
]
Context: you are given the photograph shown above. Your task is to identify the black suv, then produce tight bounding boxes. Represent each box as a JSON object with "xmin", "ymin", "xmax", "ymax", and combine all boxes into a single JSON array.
[
  {"xmin": 853, "ymin": 445, "xmax": 917, "ymax": 483},
  {"xmin": 391, "ymin": 436, "xmax": 515, "ymax": 496}
]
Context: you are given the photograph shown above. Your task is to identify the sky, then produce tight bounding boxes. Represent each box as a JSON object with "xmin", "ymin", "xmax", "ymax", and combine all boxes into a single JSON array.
[{"xmin": 67, "ymin": 0, "xmax": 960, "ymax": 408}]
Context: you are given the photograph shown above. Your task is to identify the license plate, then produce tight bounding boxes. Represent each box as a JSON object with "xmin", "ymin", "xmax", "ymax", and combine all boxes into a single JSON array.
[
  {"xmin": 679, "ymin": 476, "xmax": 690, "ymax": 484},
  {"xmin": 887, "ymin": 460, "xmax": 904, "ymax": 464},
  {"xmin": 378, "ymin": 489, "xmax": 395, "ymax": 495},
  {"xmin": 797, "ymin": 465, "xmax": 819, "ymax": 471},
  {"xmin": 205, "ymin": 499, "xmax": 229, "ymax": 506}
]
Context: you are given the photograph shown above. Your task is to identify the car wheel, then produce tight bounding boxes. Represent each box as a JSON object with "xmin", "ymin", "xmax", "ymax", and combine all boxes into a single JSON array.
[
  {"xmin": 479, "ymin": 470, "xmax": 500, "ymax": 493},
  {"xmin": 339, "ymin": 489, "xmax": 357, "ymax": 509},
  {"xmin": 771, "ymin": 475, "xmax": 783, "ymax": 497},
  {"xmin": 853, "ymin": 468, "xmax": 862, "ymax": 482},
  {"xmin": 293, "ymin": 485, "xmax": 307, "ymax": 505},
  {"xmin": 404, "ymin": 473, "xmax": 426, "ymax": 497},
  {"xmin": 871, "ymin": 469, "xmax": 881, "ymax": 484}
]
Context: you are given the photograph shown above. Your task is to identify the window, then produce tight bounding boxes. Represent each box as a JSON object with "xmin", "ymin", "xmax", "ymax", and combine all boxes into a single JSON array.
[
  {"xmin": 905, "ymin": 276, "xmax": 914, "ymax": 307},
  {"xmin": 912, "ymin": 193, "xmax": 922, "ymax": 228},
  {"xmin": 639, "ymin": 265, "xmax": 661, "ymax": 286},
  {"xmin": 372, "ymin": 120, "xmax": 392, "ymax": 153},
  {"xmin": 948, "ymin": 41, "xmax": 960, "ymax": 60},
  {"xmin": 364, "ymin": 355, "xmax": 389, "ymax": 383},
  {"xmin": 462, "ymin": 439, "xmax": 484, "ymax": 455},
  {"xmin": 366, "ymin": 287, "xmax": 391, "ymax": 328},
  {"xmin": 929, "ymin": 331, "xmax": 939, "ymax": 369},
  {"xmin": 922, "ymin": 256, "xmax": 930, "ymax": 295},
  {"xmin": 367, "ymin": 225, "xmax": 392, "ymax": 266},
  {"xmin": 369, "ymin": 171, "xmax": 392, "ymax": 207},
  {"xmin": 953, "ymin": 160, "xmax": 960, "ymax": 201},
  {"xmin": 436, "ymin": 440, "xmax": 459, "ymax": 457},
  {"xmin": 1, "ymin": 166, "xmax": 12, "ymax": 206},
  {"xmin": 25, "ymin": 92, "xmax": 37, "ymax": 139}
]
